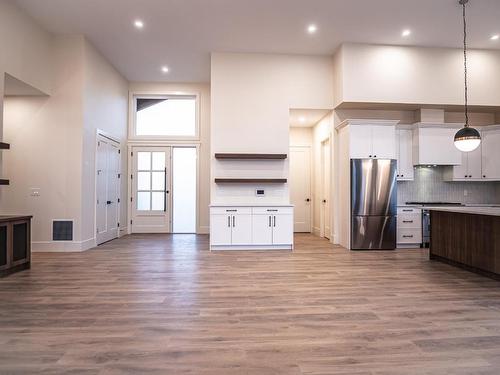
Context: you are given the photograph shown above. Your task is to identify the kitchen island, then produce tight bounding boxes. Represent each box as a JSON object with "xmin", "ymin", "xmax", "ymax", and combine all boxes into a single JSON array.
[
  {"xmin": 0, "ymin": 215, "xmax": 32, "ymax": 277},
  {"xmin": 429, "ymin": 207, "xmax": 500, "ymax": 280}
]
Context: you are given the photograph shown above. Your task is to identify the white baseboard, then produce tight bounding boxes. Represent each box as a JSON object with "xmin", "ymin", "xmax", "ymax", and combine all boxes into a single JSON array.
[
  {"xmin": 210, "ymin": 244, "xmax": 293, "ymax": 251},
  {"xmin": 312, "ymin": 226, "xmax": 321, "ymax": 236},
  {"xmin": 198, "ymin": 225, "xmax": 210, "ymax": 234},
  {"xmin": 32, "ymin": 238, "xmax": 96, "ymax": 252}
]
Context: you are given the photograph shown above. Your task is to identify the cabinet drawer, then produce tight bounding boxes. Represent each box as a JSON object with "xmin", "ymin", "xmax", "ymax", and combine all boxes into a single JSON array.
[
  {"xmin": 397, "ymin": 229, "xmax": 422, "ymax": 244},
  {"xmin": 252, "ymin": 206, "xmax": 293, "ymax": 215},
  {"xmin": 210, "ymin": 207, "xmax": 252, "ymax": 215},
  {"xmin": 397, "ymin": 207, "xmax": 421, "ymax": 215},
  {"xmin": 397, "ymin": 214, "xmax": 421, "ymax": 229}
]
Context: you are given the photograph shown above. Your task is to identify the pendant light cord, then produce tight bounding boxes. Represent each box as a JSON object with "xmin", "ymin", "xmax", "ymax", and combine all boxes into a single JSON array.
[{"xmin": 462, "ymin": 1, "xmax": 469, "ymax": 127}]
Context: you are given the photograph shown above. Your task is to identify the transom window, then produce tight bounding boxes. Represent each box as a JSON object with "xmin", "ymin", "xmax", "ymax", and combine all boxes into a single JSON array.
[{"xmin": 134, "ymin": 95, "xmax": 197, "ymax": 138}]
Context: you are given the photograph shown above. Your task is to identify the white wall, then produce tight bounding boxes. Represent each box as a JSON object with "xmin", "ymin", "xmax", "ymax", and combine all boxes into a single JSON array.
[
  {"xmin": 211, "ymin": 52, "xmax": 334, "ymax": 205},
  {"xmin": 81, "ymin": 39, "xmax": 129, "ymax": 241},
  {"xmin": 128, "ymin": 82, "xmax": 211, "ymax": 234},
  {"xmin": 337, "ymin": 43, "xmax": 500, "ymax": 107},
  {"xmin": 1, "ymin": 35, "xmax": 85, "ymax": 250}
]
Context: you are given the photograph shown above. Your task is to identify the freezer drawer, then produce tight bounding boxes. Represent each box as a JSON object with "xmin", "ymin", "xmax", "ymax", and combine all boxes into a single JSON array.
[{"xmin": 351, "ymin": 216, "xmax": 396, "ymax": 250}]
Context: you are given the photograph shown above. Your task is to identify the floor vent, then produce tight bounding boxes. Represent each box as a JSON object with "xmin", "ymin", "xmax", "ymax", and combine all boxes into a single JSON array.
[{"xmin": 53, "ymin": 220, "xmax": 73, "ymax": 241}]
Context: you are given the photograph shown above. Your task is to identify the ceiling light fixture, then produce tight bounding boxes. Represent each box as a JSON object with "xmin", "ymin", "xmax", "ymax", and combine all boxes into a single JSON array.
[
  {"xmin": 134, "ymin": 19, "xmax": 144, "ymax": 29},
  {"xmin": 161, "ymin": 66, "xmax": 169, "ymax": 73},
  {"xmin": 491, "ymin": 34, "xmax": 499, "ymax": 41},
  {"xmin": 454, "ymin": 0, "xmax": 481, "ymax": 152},
  {"xmin": 402, "ymin": 29, "xmax": 411, "ymax": 37},
  {"xmin": 307, "ymin": 24, "xmax": 317, "ymax": 34},
  {"xmin": 299, "ymin": 117, "xmax": 306, "ymax": 123}
]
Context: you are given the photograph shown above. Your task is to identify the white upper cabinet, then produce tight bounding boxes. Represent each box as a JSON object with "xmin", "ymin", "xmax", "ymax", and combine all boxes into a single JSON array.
[
  {"xmin": 444, "ymin": 126, "xmax": 500, "ymax": 181},
  {"xmin": 412, "ymin": 124, "xmax": 462, "ymax": 166},
  {"xmin": 481, "ymin": 127, "xmax": 500, "ymax": 180},
  {"xmin": 344, "ymin": 120, "xmax": 397, "ymax": 159},
  {"xmin": 396, "ymin": 129, "xmax": 414, "ymax": 181}
]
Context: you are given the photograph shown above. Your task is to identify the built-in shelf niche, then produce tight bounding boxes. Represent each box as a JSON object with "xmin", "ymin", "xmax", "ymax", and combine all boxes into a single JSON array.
[
  {"xmin": 214, "ymin": 178, "xmax": 287, "ymax": 184},
  {"xmin": 214, "ymin": 153, "xmax": 287, "ymax": 160}
]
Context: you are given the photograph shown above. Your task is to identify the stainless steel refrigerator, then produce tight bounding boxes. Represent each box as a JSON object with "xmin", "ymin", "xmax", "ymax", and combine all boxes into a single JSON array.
[{"xmin": 351, "ymin": 159, "xmax": 397, "ymax": 250}]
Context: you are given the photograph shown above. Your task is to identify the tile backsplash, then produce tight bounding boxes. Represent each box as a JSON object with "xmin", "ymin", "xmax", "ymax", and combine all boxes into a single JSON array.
[{"xmin": 398, "ymin": 166, "xmax": 500, "ymax": 205}]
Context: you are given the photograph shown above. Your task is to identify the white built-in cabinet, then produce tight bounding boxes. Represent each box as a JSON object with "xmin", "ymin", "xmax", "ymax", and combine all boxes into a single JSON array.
[
  {"xmin": 395, "ymin": 129, "xmax": 414, "ymax": 181},
  {"xmin": 444, "ymin": 126, "xmax": 500, "ymax": 181},
  {"xmin": 346, "ymin": 120, "xmax": 397, "ymax": 159},
  {"xmin": 413, "ymin": 124, "xmax": 462, "ymax": 166},
  {"xmin": 210, "ymin": 206, "xmax": 293, "ymax": 250}
]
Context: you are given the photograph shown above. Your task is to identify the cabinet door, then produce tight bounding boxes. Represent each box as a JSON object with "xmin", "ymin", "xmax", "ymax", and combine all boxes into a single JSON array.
[
  {"xmin": 372, "ymin": 125, "xmax": 396, "ymax": 159},
  {"xmin": 349, "ymin": 125, "xmax": 372, "ymax": 158},
  {"xmin": 395, "ymin": 130, "xmax": 401, "ymax": 176},
  {"xmin": 481, "ymin": 130, "xmax": 500, "ymax": 180},
  {"xmin": 467, "ymin": 146, "xmax": 482, "ymax": 179},
  {"xmin": 231, "ymin": 214, "xmax": 252, "ymax": 245},
  {"xmin": 452, "ymin": 152, "xmax": 468, "ymax": 180},
  {"xmin": 0, "ymin": 224, "xmax": 8, "ymax": 271},
  {"xmin": 252, "ymin": 215, "xmax": 273, "ymax": 245},
  {"xmin": 210, "ymin": 215, "xmax": 232, "ymax": 245},
  {"xmin": 398, "ymin": 129, "xmax": 414, "ymax": 180},
  {"xmin": 272, "ymin": 215, "xmax": 294, "ymax": 245}
]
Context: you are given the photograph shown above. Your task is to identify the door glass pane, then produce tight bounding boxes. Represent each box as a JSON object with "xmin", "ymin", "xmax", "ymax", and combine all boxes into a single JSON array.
[
  {"xmin": 137, "ymin": 152, "xmax": 151, "ymax": 170},
  {"xmin": 152, "ymin": 172, "xmax": 165, "ymax": 191},
  {"xmin": 136, "ymin": 97, "xmax": 196, "ymax": 137},
  {"xmin": 137, "ymin": 172, "xmax": 151, "ymax": 190},
  {"xmin": 137, "ymin": 192, "xmax": 150, "ymax": 210},
  {"xmin": 151, "ymin": 192, "xmax": 165, "ymax": 211},
  {"xmin": 152, "ymin": 152, "xmax": 165, "ymax": 170},
  {"xmin": 173, "ymin": 147, "xmax": 196, "ymax": 233}
]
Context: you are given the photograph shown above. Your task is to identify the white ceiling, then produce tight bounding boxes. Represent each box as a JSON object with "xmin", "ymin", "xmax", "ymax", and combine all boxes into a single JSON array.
[
  {"xmin": 290, "ymin": 109, "xmax": 331, "ymax": 128},
  {"xmin": 15, "ymin": 0, "xmax": 500, "ymax": 82}
]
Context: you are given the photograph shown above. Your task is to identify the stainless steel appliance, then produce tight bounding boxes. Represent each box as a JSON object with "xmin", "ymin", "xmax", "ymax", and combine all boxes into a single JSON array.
[
  {"xmin": 405, "ymin": 202, "xmax": 464, "ymax": 248},
  {"xmin": 351, "ymin": 159, "xmax": 397, "ymax": 250}
]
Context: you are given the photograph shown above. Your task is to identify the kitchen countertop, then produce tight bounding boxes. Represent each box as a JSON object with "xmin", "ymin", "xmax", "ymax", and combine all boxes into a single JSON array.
[
  {"xmin": 427, "ymin": 206, "xmax": 500, "ymax": 216},
  {"xmin": 210, "ymin": 204, "xmax": 294, "ymax": 207}
]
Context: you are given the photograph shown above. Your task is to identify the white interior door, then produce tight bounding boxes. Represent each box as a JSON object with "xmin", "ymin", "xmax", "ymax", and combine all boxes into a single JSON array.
[
  {"xmin": 321, "ymin": 139, "xmax": 331, "ymax": 239},
  {"xmin": 289, "ymin": 147, "xmax": 311, "ymax": 232},
  {"xmin": 96, "ymin": 135, "xmax": 120, "ymax": 245},
  {"xmin": 132, "ymin": 147, "xmax": 171, "ymax": 233}
]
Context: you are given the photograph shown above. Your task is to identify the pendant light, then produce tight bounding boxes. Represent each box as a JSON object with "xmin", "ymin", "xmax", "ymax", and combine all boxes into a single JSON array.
[{"xmin": 454, "ymin": 0, "xmax": 481, "ymax": 152}]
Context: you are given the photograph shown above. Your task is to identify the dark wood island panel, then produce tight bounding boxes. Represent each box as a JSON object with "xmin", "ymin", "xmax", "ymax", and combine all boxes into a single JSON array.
[
  {"xmin": 430, "ymin": 210, "xmax": 500, "ymax": 280},
  {"xmin": 0, "ymin": 216, "xmax": 32, "ymax": 277}
]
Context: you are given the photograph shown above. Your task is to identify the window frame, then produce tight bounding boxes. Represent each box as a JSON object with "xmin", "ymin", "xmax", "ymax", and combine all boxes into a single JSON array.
[{"xmin": 130, "ymin": 93, "xmax": 200, "ymax": 141}]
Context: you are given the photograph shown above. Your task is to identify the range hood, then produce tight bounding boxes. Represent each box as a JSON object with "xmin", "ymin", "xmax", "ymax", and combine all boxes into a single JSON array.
[{"xmin": 412, "ymin": 123, "xmax": 463, "ymax": 166}]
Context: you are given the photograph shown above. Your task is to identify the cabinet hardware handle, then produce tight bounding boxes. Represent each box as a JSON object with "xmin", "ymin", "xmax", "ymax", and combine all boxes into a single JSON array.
[
  {"xmin": 401, "ymin": 174, "xmax": 404, "ymax": 177},
  {"xmin": 267, "ymin": 209, "xmax": 278, "ymax": 212},
  {"xmin": 226, "ymin": 209, "xmax": 237, "ymax": 212},
  {"xmin": 232, "ymin": 216, "xmax": 235, "ymax": 227},
  {"xmin": 369, "ymin": 155, "xmax": 372, "ymax": 158},
  {"xmin": 374, "ymin": 155, "xmax": 377, "ymax": 158},
  {"xmin": 483, "ymin": 175, "xmax": 486, "ymax": 178},
  {"xmin": 402, "ymin": 209, "xmax": 412, "ymax": 212},
  {"xmin": 269, "ymin": 216, "xmax": 271, "ymax": 227},
  {"xmin": 273, "ymin": 216, "xmax": 276, "ymax": 227},
  {"xmin": 465, "ymin": 175, "xmax": 467, "ymax": 178},
  {"xmin": 402, "ymin": 220, "xmax": 413, "ymax": 223},
  {"xmin": 402, "ymin": 235, "xmax": 414, "ymax": 238},
  {"xmin": 227, "ymin": 216, "xmax": 231, "ymax": 227}
]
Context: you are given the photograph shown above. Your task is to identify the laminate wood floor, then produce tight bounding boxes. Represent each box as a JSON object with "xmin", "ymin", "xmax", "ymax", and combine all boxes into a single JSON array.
[{"xmin": 1, "ymin": 234, "xmax": 500, "ymax": 374}]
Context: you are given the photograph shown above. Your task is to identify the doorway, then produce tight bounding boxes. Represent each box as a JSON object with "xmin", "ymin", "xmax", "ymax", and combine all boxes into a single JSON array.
[
  {"xmin": 96, "ymin": 134, "xmax": 121, "ymax": 245},
  {"xmin": 131, "ymin": 146, "xmax": 197, "ymax": 233},
  {"xmin": 289, "ymin": 146, "xmax": 312, "ymax": 232},
  {"xmin": 321, "ymin": 138, "xmax": 331, "ymax": 239}
]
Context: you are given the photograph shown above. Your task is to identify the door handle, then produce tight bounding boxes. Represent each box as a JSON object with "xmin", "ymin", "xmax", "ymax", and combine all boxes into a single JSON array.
[
  {"xmin": 323, "ymin": 199, "xmax": 327, "ymax": 203},
  {"xmin": 305, "ymin": 198, "xmax": 310, "ymax": 202},
  {"xmin": 106, "ymin": 201, "xmax": 112, "ymax": 205}
]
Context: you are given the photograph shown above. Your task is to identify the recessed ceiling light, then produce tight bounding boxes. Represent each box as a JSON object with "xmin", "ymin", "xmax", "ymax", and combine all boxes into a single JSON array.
[
  {"xmin": 491, "ymin": 34, "xmax": 499, "ymax": 41},
  {"xmin": 134, "ymin": 19, "xmax": 144, "ymax": 29},
  {"xmin": 161, "ymin": 66, "xmax": 169, "ymax": 73},
  {"xmin": 402, "ymin": 29, "xmax": 411, "ymax": 37},
  {"xmin": 299, "ymin": 117, "xmax": 306, "ymax": 123},
  {"xmin": 307, "ymin": 24, "xmax": 317, "ymax": 34}
]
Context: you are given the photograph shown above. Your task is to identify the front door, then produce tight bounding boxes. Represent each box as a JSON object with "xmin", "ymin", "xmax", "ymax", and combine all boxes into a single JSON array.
[
  {"xmin": 131, "ymin": 147, "xmax": 171, "ymax": 233},
  {"xmin": 96, "ymin": 135, "xmax": 120, "ymax": 245}
]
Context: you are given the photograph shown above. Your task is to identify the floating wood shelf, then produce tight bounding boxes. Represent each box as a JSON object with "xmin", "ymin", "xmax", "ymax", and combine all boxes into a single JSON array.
[
  {"xmin": 215, "ymin": 178, "xmax": 287, "ymax": 184},
  {"xmin": 0, "ymin": 179, "xmax": 10, "ymax": 185},
  {"xmin": 0, "ymin": 143, "xmax": 10, "ymax": 150},
  {"xmin": 215, "ymin": 153, "xmax": 287, "ymax": 160}
]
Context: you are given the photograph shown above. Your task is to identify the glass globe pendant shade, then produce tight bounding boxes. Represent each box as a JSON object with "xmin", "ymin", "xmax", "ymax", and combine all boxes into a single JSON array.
[{"xmin": 454, "ymin": 126, "xmax": 481, "ymax": 152}]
